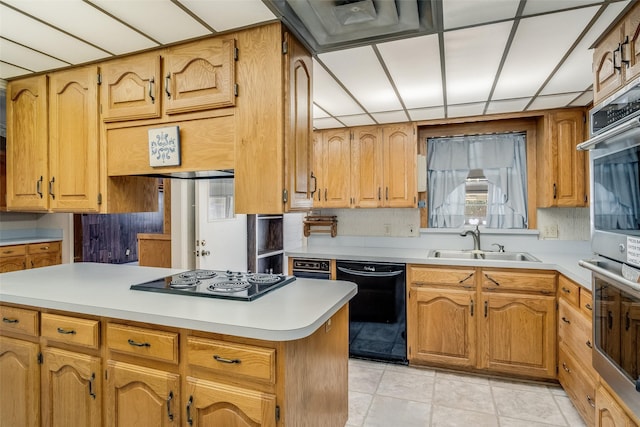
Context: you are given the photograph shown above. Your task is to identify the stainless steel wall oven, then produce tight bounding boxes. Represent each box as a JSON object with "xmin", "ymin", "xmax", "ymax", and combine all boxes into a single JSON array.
[{"xmin": 579, "ymin": 76, "xmax": 640, "ymax": 418}]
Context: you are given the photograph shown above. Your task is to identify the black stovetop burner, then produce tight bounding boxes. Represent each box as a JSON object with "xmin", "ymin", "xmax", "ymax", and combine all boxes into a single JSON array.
[{"xmin": 130, "ymin": 269, "xmax": 296, "ymax": 301}]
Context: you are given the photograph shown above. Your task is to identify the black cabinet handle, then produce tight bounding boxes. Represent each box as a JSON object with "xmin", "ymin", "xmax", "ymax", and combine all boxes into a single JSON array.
[
  {"xmin": 585, "ymin": 303, "xmax": 592, "ymax": 311},
  {"xmin": 149, "ymin": 77, "xmax": 155, "ymax": 104},
  {"xmin": 586, "ymin": 340, "xmax": 593, "ymax": 349},
  {"xmin": 165, "ymin": 73, "xmax": 171, "ymax": 98},
  {"xmin": 310, "ymin": 172, "xmax": 317, "ymax": 197},
  {"xmin": 88, "ymin": 373, "xmax": 96, "ymax": 399},
  {"xmin": 484, "ymin": 301, "xmax": 488, "ymax": 318},
  {"xmin": 49, "ymin": 177, "xmax": 55, "ymax": 200},
  {"xmin": 484, "ymin": 274, "xmax": 500, "ymax": 287},
  {"xmin": 458, "ymin": 272, "xmax": 474, "ymax": 285},
  {"xmin": 561, "ymin": 317, "xmax": 571, "ymax": 324},
  {"xmin": 470, "ymin": 299, "xmax": 474, "ymax": 317},
  {"xmin": 36, "ymin": 176, "xmax": 43, "ymax": 198},
  {"xmin": 57, "ymin": 327, "xmax": 76, "ymax": 335},
  {"xmin": 187, "ymin": 396, "xmax": 193, "ymax": 426},
  {"xmin": 2, "ymin": 317, "xmax": 19, "ymax": 324},
  {"xmin": 561, "ymin": 287, "xmax": 571, "ymax": 294},
  {"xmin": 213, "ymin": 355, "xmax": 241, "ymax": 364},
  {"xmin": 166, "ymin": 391, "xmax": 174, "ymax": 421},
  {"xmin": 553, "ymin": 183, "xmax": 557, "ymax": 199},
  {"xmin": 127, "ymin": 339, "xmax": 151, "ymax": 347}
]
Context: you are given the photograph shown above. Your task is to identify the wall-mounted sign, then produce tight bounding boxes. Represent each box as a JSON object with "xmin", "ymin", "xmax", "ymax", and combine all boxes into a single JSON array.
[{"xmin": 148, "ymin": 125, "xmax": 181, "ymax": 167}]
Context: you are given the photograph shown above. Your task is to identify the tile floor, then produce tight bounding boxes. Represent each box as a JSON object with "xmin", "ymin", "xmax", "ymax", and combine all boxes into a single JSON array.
[{"xmin": 347, "ymin": 359, "xmax": 587, "ymax": 427}]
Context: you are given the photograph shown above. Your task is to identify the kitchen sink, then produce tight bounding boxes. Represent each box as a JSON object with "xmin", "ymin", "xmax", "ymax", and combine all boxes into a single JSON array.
[{"xmin": 429, "ymin": 249, "xmax": 541, "ymax": 262}]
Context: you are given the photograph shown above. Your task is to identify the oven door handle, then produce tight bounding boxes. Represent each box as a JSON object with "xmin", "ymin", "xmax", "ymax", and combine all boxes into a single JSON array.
[
  {"xmin": 337, "ymin": 266, "xmax": 404, "ymax": 278},
  {"xmin": 579, "ymin": 259, "xmax": 640, "ymax": 293}
]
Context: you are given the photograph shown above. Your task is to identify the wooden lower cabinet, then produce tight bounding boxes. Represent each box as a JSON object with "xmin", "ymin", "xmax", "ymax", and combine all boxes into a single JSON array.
[
  {"xmin": 596, "ymin": 385, "xmax": 637, "ymax": 427},
  {"xmin": 0, "ymin": 336, "xmax": 40, "ymax": 427},
  {"xmin": 106, "ymin": 360, "xmax": 180, "ymax": 427},
  {"xmin": 41, "ymin": 347, "xmax": 102, "ymax": 427},
  {"xmin": 185, "ymin": 377, "xmax": 277, "ymax": 427},
  {"xmin": 0, "ymin": 241, "xmax": 61, "ymax": 272}
]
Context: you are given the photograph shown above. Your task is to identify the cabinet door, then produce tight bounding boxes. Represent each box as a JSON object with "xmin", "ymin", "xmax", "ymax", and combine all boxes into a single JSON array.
[
  {"xmin": 164, "ymin": 38, "xmax": 236, "ymax": 115},
  {"xmin": 322, "ymin": 129, "xmax": 351, "ymax": 208},
  {"xmin": 284, "ymin": 31, "xmax": 314, "ymax": 211},
  {"xmin": 6, "ymin": 75, "xmax": 49, "ymax": 211},
  {"xmin": 49, "ymin": 66, "xmax": 100, "ymax": 212},
  {"xmin": 185, "ymin": 377, "xmax": 276, "ymax": 427},
  {"xmin": 106, "ymin": 360, "xmax": 180, "ymax": 427},
  {"xmin": 312, "ymin": 131, "xmax": 325, "ymax": 207},
  {"xmin": 101, "ymin": 53, "xmax": 162, "ymax": 122},
  {"xmin": 408, "ymin": 286, "xmax": 476, "ymax": 368},
  {"xmin": 41, "ymin": 347, "xmax": 101, "ymax": 427},
  {"xmin": 595, "ymin": 385, "xmax": 633, "ymax": 427},
  {"xmin": 27, "ymin": 252, "xmax": 60, "ymax": 269},
  {"xmin": 352, "ymin": 126, "xmax": 384, "ymax": 208},
  {"xmin": 382, "ymin": 123, "xmax": 417, "ymax": 208},
  {"xmin": 0, "ymin": 255, "xmax": 27, "ymax": 272},
  {"xmin": 479, "ymin": 292, "xmax": 556, "ymax": 379},
  {"xmin": 624, "ymin": 3, "xmax": 640, "ymax": 84},
  {"xmin": 594, "ymin": 25, "xmax": 625, "ymax": 104},
  {"xmin": 0, "ymin": 336, "xmax": 40, "ymax": 427}
]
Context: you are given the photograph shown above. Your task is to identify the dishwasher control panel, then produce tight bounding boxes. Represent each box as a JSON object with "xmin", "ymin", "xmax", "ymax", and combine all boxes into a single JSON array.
[{"xmin": 292, "ymin": 259, "xmax": 330, "ymax": 272}]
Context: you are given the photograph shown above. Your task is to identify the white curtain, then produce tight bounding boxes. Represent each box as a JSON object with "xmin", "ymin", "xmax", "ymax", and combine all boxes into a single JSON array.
[{"xmin": 428, "ymin": 133, "xmax": 528, "ymax": 229}]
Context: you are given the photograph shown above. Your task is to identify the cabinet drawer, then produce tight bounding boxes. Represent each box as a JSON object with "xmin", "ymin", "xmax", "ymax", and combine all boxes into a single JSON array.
[
  {"xmin": 481, "ymin": 269, "xmax": 556, "ymax": 294},
  {"xmin": 558, "ymin": 344, "xmax": 596, "ymax": 426},
  {"xmin": 41, "ymin": 313, "xmax": 100, "ymax": 349},
  {"xmin": 408, "ymin": 265, "xmax": 476, "ymax": 289},
  {"xmin": 558, "ymin": 299, "xmax": 595, "ymax": 374},
  {"xmin": 107, "ymin": 323, "xmax": 178, "ymax": 364},
  {"xmin": 0, "ymin": 306, "xmax": 39, "ymax": 337},
  {"xmin": 0, "ymin": 245, "xmax": 26, "ymax": 257},
  {"xmin": 558, "ymin": 275, "xmax": 580, "ymax": 307},
  {"xmin": 580, "ymin": 289, "xmax": 593, "ymax": 318},
  {"xmin": 27, "ymin": 241, "xmax": 61, "ymax": 254},
  {"xmin": 187, "ymin": 337, "xmax": 276, "ymax": 384}
]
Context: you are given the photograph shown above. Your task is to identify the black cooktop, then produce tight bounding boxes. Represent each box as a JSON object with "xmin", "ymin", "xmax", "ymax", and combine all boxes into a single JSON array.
[{"xmin": 130, "ymin": 269, "xmax": 296, "ymax": 301}]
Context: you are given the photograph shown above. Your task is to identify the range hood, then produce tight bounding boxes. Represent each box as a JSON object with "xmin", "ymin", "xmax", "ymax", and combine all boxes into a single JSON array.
[{"xmin": 263, "ymin": 0, "xmax": 440, "ymax": 53}]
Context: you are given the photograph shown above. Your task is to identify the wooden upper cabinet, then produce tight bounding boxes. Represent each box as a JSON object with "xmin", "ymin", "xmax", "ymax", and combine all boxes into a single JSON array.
[
  {"xmin": 164, "ymin": 38, "xmax": 236, "ymax": 115},
  {"xmin": 537, "ymin": 109, "xmax": 587, "ymax": 208},
  {"xmin": 48, "ymin": 66, "xmax": 100, "ymax": 212},
  {"xmin": 352, "ymin": 126, "xmax": 384, "ymax": 208},
  {"xmin": 101, "ymin": 53, "xmax": 162, "ymax": 122},
  {"xmin": 383, "ymin": 123, "xmax": 417, "ymax": 208},
  {"xmin": 594, "ymin": 2, "xmax": 640, "ymax": 104},
  {"xmin": 284, "ymin": 31, "xmax": 313, "ymax": 211},
  {"xmin": 319, "ymin": 128, "xmax": 352, "ymax": 208},
  {"xmin": 6, "ymin": 75, "xmax": 49, "ymax": 211},
  {"xmin": 311, "ymin": 131, "xmax": 324, "ymax": 207}
]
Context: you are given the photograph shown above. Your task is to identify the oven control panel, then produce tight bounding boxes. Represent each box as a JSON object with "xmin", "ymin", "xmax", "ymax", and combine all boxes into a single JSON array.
[{"xmin": 292, "ymin": 259, "xmax": 330, "ymax": 272}]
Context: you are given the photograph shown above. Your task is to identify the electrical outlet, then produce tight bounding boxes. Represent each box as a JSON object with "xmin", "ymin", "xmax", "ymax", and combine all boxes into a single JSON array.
[
  {"xmin": 542, "ymin": 224, "xmax": 558, "ymax": 239},
  {"xmin": 408, "ymin": 224, "xmax": 415, "ymax": 234},
  {"xmin": 125, "ymin": 248, "xmax": 130, "ymax": 257},
  {"xmin": 384, "ymin": 224, "xmax": 391, "ymax": 236}
]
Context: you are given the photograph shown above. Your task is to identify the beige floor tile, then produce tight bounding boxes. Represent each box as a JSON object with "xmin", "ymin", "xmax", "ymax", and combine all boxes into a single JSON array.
[
  {"xmin": 349, "ymin": 362, "xmax": 385, "ymax": 394},
  {"xmin": 492, "ymin": 386, "xmax": 567, "ymax": 425},
  {"xmin": 435, "ymin": 370, "xmax": 491, "ymax": 385},
  {"xmin": 431, "ymin": 405, "xmax": 499, "ymax": 427},
  {"xmin": 376, "ymin": 369, "xmax": 435, "ymax": 403},
  {"xmin": 347, "ymin": 391, "xmax": 374, "ymax": 427},
  {"xmin": 363, "ymin": 395, "xmax": 431, "ymax": 427},
  {"xmin": 488, "ymin": 377, "xmax": 553, "ymax": 394},
  {"xmin": 499, "ymin": 417, "xmax": 567, "ymax": 427},
  {"xmin": 386, "ymin": 363, "xmax": 436, "ymax": 377},
  {"xmin": 433, "ymin": 377, "xmax": 496, "ymax": 414},
  {"xmin": 554, "ymin": 395, "xmax": 587, "ymax": 427}
]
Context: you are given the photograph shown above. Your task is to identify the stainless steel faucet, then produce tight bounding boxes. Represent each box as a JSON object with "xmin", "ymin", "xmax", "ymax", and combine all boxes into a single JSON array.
[{"xmin": 460, "ymin": 225, "xmax": 481, "ymax": 251}]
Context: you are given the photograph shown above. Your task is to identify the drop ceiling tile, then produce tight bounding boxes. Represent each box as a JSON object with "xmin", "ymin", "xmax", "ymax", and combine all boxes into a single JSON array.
[
  {"xmin": 443, "ymin": 0, "xmax": 520, "ymax": 30},
  {"xmin": 371, "ymin": 110, "xmax": 410, "ymax": 124},
  {"xmin": 0, "ymin": 5, "xmax": 108, "ymax": 65},
  {"xmin": 408, "ymin": 107, "xmax": 446, "ymax": 121},
  {"xmin": 447, "ymin": 102, "xmax": 485, "ymax": 118},
  {"xmin": 180, "ymin": 0, "xmax": 275, "ymax": 32},
  {"xmin": 376, "ymin": 34, "xmax": 443, "ymax": 109},
  {"xmin": 90, "ymin": 0, "xmax": 210, "ymax": 44},
  {"xmin": 313, "ymin": 105, "xmax": 330, "ymax": 119},
  {"xmin": 314, "ymin": 117, "xmax": 345, "ymax": 129},
  {"xmin": 339, "ymin": 114, "xmax": 377, "ymax": 127},
  {"xmin": 486, "ymin": 98, "xmax": 531, "ymax": 114},
  {"xmin": 2, "ymin": 0, "xmax": 157, "ymax": 54},
  {"xmin": 319, "ymin": 46, "xmax": 403, "ymax": 112},
  {"xmin": 528, "ymin": 93, "xmax": 581, "ymax": 110},
  {"xmin": 0, "ymin": 39, "xmax": 69, "ymax": 72},
  {"xmin": 493, "ymin": 6, "xmax": 599, "ymax": 100},
  {"xmin": 313, "ymin": 61, "xmax": 365, "ymax": 116},
  {"xmin": 569, "ymin": 91, "xmax": 594, "ymax": 107},
  {"xmin": 445, "ymin": 21, "xmax": 512, "ymax": 105},
  {"xmin": 524, "ymin": 0, "xmax": 606, "ymax": 16},
  {"xmin": 541, "ymin": 1, "xmax": 630, "ymax": 95},
  {"xmin": 0, "ymin": 62, "xmax": 32, "ymax": 80}
]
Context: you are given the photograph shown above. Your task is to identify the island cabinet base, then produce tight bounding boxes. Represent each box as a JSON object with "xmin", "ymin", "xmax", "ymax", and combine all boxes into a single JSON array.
[{"xmin": 0, "ymin": 302, "xmax": 349, "ymax": 427}]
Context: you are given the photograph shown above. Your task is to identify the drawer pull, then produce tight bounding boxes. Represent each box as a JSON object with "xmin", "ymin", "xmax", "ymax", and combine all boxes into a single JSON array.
[
  {"xmin": 2, "ymin": 250, "xmax": 14, "ymax": 254},
  {"xmin": 127, "ymin": 339, "xmax": 151, "ymax": 348},
  {"xmin": 484, "ymin": 274, "xmax": 501, "ymax": 286},
  {"xmin": 2, "ymin": 317, "xmax": 19, "ymax": 324},
  {"xmin": 585, "ymin": 303, "xmax": 593, "ymax": 311},
  {"xmin": 562, "ymin": 362, "xmax": 571, "ymax": 373},
  {"xmin": 187, "ymin": 395, "xmax": 193, "ymax": 426},
  {"xmin": 213, "ymin": 355, "xmax": 241, "ymax": 364},
  {"xmin": 561, "ymin": 317, "xmax": 571, "ymax": 324},
  {"xmin": 470, "ymin": 299, "xmax": 474, "ymax": 317},
  {"xmin": 57, "ymin": 327, "xmax": 76, "ymax": 335},
  {"xmin": 586, "ymin": 340, "xmax": 593, "ymax": 349},
  {"xmin": 458, "ymin": 272, "xmax": 474, "ymax": 285},
  {"xmin": 166, "ymin": 391, "xmax": 174, "ymax": 421},
  {"xmin": 561, "ymin": 287, "xmax": 571, "ymax": 294},
  {"xmin": 88, "ymin": 373, "xmax": 96, "ymax": 399},
  {"xmin": 587, "ymin": 395, "xmax": 595, "ymax": 408}
]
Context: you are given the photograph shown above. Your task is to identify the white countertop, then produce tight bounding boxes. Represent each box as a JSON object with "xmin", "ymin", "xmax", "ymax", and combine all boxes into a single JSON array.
[
  {"xmin": 0, "ymin": 263, "xmax": 357, "ymax": 341},
  {"xmin": 286, "ymin": 245, "xmax": 594, "ymax": 290},
  {"xmin": 0, "ymin": 237, "xmax": 62, "ymax": 246}
]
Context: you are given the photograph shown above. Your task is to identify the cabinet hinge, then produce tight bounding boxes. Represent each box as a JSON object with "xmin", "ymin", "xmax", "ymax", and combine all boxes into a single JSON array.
[
  {"xmin": 234, "ymin": 47, "xmax": 239, "ymax": 61},
  {"xmin": 97, "ymin": 73, "xmax": 102, "ymax": 85},
  {"xmin": 37, "ymin": 352, "xmax": 43, "ymax": 364},
  {"xmin": 105, "ymin": 369, "xmax": 108, "ymax": 380},
  {"xmin": 282, "ymin": 40, "xmax": 288, "ymax": 54},
  {"xmin": 276, "ymin": 405, "xmax": 280, "ymax": 421},
  {"xmin": 583, "ymin": 113, "xmax": 587, "ymax": 123},
  {"xmin": 283, "ymin": 189, "xmax": 288, "ymax": 203},
  {"xmin": 234, "ymin": 84, "xmax": 239, "ymax": 97},
  {"xmin": 97, "ymin": 193, "xmax": 103, "ymax": 205}
]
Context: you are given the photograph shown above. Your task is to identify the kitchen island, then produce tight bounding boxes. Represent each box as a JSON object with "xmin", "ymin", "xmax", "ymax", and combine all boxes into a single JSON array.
[{"xmin": 0, "ymin": 263, "xmax": 356, "ymax": 427}]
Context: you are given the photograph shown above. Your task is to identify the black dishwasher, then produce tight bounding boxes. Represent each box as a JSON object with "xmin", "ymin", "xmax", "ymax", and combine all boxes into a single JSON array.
[{"xmin": 336, "ymin": 260, "xmax": 406, "ymax": 363}]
